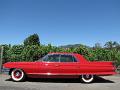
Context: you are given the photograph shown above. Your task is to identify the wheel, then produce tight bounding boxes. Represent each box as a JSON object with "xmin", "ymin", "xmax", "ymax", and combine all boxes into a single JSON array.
[
  {"xmin": 11, "ymin": 69, "xmax": 26, "ymax": 82},
  {"xmin": 81, "ymin": 75, "xmax": 94, "ymax": 83}
]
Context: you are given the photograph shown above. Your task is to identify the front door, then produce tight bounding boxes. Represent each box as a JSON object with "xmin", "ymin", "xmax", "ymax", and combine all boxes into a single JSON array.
[{"xmin": 38, "ymin": 54, "xmax": 60, "ymax": 75}]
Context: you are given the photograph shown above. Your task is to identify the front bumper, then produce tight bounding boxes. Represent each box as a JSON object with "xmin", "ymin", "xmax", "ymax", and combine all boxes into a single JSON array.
[{"xmin": 2, "ymin": 67, "xmax": 10, "ymax": 75}]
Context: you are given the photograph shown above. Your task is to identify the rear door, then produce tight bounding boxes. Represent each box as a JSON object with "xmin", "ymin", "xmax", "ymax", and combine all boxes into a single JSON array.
[{"xmin": 59, "ymin": 55, "xmax": 80, "ymax": 75}]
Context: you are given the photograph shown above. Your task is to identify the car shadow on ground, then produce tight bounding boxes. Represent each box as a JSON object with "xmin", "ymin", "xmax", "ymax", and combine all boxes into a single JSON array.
[
  {"xmin": 6, "ymin": 76, "xmax": 114, "ymax": 83},
  {"xmin": 94, "ymin": 76, "xmax": 114, "ymax": 83}
]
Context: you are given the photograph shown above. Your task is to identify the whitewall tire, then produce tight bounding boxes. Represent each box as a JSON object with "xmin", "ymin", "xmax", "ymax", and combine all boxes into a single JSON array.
[
  {"xmin": 81, "ymin": 75, "xmax": 94, "ymax": 83},
  {"xmin": 11, "ymin": 69, "xmax": 25, "ymax": 82}
]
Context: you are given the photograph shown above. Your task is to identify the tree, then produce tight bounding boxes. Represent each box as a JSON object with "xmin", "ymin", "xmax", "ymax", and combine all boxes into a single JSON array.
[
  {"xmin": 20, "ymin": 45, "xmax": 41, "ymax": 61},
  {"xmin": 0, "ymin": 44, "xmax": 11, "ymax": 63},
  {"xmin": 104, "ymin": 41, "xmax": 119, "ymax": 49},
  {"xmin": 24, "ymin": 34, "xmax": 40, "ymax": 46}
]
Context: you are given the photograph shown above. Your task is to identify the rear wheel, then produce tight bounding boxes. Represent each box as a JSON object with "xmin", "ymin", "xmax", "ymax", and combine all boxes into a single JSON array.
[
  {"xmin": 81, "ymin": 75, "xmax": 94, "ymax": 83},
  {"xmin": 11, "ymin": 69, "xmax": 26, "ymax": 82}
]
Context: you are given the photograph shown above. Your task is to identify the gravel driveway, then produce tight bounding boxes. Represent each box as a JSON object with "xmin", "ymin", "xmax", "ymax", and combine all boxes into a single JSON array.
[{"xmin": 0, "ymin": 74, "xmax": 120, "ymax": 90}]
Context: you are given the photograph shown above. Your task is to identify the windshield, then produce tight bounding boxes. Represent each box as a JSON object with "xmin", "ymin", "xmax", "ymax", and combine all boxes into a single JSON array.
[{"xmin": 37, "ymin": 55, "xmax": 48, "ymax": 62}]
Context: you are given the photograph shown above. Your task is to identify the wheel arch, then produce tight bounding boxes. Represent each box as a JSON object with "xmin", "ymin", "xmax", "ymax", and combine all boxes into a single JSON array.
[{"xmin": 9, "ymin": 68, "xmax": 14, "ymax": 75}]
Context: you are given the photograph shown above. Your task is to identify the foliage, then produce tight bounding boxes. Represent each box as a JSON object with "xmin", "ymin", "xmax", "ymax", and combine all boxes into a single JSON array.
[
  {"xmin": 0, "ymin": 35, "xmax": 120, "ymax": 66},
  {"xmin": 24, "ymin": 34, "xmax": 40, "ymax": 46},
  {"xmin": 104, "ymin": 41, "xmax": 119, "ymax": 49}
]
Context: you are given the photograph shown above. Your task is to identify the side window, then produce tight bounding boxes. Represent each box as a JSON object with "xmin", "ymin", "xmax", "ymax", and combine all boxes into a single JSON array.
[
  {"xmin": 60, "ymin": 55, "xmax": 77, "ymax": 62},
  {"xmin": 42, "ymin": 55, "xmax": 60, "ymax": 62}
]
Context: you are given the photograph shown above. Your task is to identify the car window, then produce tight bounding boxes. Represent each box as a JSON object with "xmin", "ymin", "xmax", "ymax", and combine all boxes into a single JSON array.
[
  {"xmin": 60, "ymin": 55, "xmax": 77, "ymax": 62},
  {"xmin": 42, "ymin": 55, "xmax": 60, "ymax": 62},
  {"xmin": 42, "ymin": 55, "xmax": 48, "ymax": 62}
]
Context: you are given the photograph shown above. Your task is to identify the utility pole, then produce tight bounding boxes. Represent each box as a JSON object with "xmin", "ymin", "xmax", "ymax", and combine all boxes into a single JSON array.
[{"xmin": 0, "ymin": 46, "xmax": 4, "ymax": 73}]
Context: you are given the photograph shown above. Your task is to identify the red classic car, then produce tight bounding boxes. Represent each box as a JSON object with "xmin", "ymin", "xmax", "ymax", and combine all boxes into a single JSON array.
[{"xmin": 2, "ymin": 53, "xmax": 116, "ymax": 83}]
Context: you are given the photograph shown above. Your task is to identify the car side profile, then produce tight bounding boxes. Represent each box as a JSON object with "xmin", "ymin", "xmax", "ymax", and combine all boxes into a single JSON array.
[{"xmin": 2, "ymin": 53, "xmax": 116, "ymax": 83}]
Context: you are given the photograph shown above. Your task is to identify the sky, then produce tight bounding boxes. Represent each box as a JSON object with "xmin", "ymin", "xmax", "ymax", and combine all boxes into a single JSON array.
[{"xmin": 0, "ymin": 0, "xmax": 120, "ymax": 46}]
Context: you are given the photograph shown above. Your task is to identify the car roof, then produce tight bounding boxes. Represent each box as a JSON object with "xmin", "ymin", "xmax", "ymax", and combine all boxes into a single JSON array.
[
  {"xmin": 48, "ymin": 52, "xmax": 78, "ymax": 55},
  {"xmin": 48, "ymin": 52, "xmax": 87, "ymax": 62}
]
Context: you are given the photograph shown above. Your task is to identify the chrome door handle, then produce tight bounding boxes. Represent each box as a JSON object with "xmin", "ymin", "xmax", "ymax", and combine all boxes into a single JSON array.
[
  {"xmin": 55, "ymin": 65, "xmax": 59, "ymax": 67},
  {"xmin": 45, "ymin": 64, "xmax": 48, "ymax": 66}
]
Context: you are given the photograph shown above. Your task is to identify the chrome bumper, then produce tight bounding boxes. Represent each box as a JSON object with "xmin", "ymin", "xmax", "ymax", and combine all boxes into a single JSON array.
[{"xmin": 2, "ymin": 67, "xmax": 10, "ymax": 75}]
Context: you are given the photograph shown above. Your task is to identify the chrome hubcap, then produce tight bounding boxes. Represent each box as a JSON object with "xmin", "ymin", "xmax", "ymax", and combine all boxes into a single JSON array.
[{"xmin": 16, "ymin": 72, "xmax": 20, "ymax": 76}]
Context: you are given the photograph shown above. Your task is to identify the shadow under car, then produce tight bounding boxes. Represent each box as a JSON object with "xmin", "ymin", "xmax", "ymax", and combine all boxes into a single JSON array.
[{"xmin": 5, "ymin": 76, "xmax": 115, "ymax": 83}]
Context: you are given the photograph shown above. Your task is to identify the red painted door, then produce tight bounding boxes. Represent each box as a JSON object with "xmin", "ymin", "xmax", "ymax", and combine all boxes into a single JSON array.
[
  {"xmin": 37, "ymin": 54, "xmax": 60, "ymax": 75},
  {"xmin": 41, "ymin": 62, "xmax": 60, "ymax": 75},
  {"xmin": 59, "ymin": 62, "xmax": 80, "ymax": 75},
  {"xmin": 59, "ymin": 55, "xmax": 80, "ymax": 75}
]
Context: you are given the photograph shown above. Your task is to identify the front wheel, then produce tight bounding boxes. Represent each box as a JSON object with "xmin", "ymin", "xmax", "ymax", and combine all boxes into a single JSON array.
[
  {"xmin": 11, "ymin": 69, "xmax": 26, "ymax": 82},
  {"xmin": 81, "ymin": 75, "xmax": 94, "ymax": 83}
]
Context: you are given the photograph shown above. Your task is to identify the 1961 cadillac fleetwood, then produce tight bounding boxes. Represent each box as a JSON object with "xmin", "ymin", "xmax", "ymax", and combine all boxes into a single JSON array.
[{"xmin": 2, "ymin": 53, "xmax": 116, "ymax": 83}]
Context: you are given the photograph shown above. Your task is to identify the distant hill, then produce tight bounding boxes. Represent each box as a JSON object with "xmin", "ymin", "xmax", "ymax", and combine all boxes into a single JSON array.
[{"xmin": 59, "ymin": 44, "xmax": 90, "ymax": 48}]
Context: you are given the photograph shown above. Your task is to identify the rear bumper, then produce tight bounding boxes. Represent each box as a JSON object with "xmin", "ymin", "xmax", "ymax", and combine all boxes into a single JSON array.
[{"xmin": 2, "ymin": 67, "xmax": 10, "ymax": 75}]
